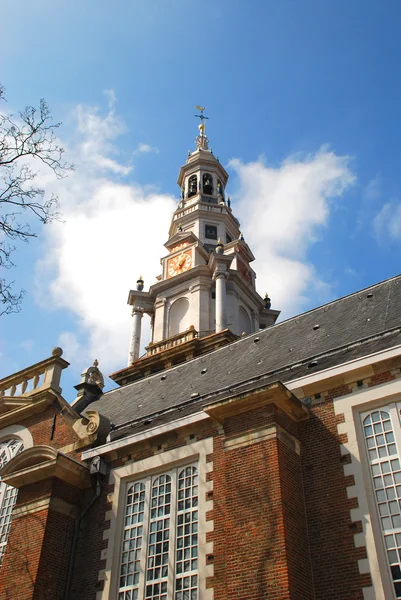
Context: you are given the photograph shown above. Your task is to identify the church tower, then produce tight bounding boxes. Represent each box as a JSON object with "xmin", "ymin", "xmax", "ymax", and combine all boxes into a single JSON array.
[{"xmin": 111, "ymin": 109, "xmax": 279, "ymax": 385}]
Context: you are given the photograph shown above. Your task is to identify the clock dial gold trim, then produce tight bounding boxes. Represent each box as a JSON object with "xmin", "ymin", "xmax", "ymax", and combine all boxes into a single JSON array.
[{"xmin": 167, "ymin": 251, "xmax": 192, "ymax": 278}]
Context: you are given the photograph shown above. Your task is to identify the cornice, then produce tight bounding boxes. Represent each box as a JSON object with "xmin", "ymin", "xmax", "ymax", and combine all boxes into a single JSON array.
[
  {"xmin": 203, "ymin": 380, "xmax": 309, "ymax": 424},
  {"xmin": 0, "ymin": 390, "xmax": 55, "ymax": 428},
  {"xmin": 149, "ymin": 265, "xmax": 212, "ymax": 296}
]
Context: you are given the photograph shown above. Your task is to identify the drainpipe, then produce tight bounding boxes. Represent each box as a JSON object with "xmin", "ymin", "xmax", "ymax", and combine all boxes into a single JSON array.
[{"xmin": 64, "ymin": 457, "xmax": 109, "ymax": 600}]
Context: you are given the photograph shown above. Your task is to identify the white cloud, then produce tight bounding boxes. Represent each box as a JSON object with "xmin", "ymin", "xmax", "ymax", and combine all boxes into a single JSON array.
[
  {"xmin": 135, "ymin": 143, "xmax": 159, "ymax": 155},
  {"xmin": 374, "ymin": 202, "xmax": 401, "ymax": 242},
  {"xmin": 230, "ymin": 149, "xmax": 356, "ymax": 316},
  {"xmin": 36, "ymin": 93, "xmax": 176, "ymax": 375}
]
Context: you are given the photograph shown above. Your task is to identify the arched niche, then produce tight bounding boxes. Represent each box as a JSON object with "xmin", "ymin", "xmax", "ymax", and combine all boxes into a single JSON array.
[
  {"xmin": 203, "ymin": 173, "xmax": 213, "ymax": 195},
  {"xmin": 188, "ymin": 175, "xmax": 197, "ymax": 198},
  {"xmin": 169, "ymin": 297, "xmax": 191, "ymax": 337},
  {"xmin": 239, "ymin": 305, "xmax": 252, "ymax": 336}
]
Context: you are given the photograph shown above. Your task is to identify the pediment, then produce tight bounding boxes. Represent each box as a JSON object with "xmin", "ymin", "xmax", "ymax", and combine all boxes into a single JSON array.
[
  {"xmin": 164, "ymin": 231, "xmax": 198, "ymax": 252},
  {"xmin": 2, "ymin": 445, "xmax": 58, "ymax": 473},
  {"xmin": 0, "ymin": 444, "xmax": 91, "ymax": 489}
]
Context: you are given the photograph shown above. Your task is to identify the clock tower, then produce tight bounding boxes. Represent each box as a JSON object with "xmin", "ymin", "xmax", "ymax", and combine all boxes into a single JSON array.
[{"xmin": 111, "ymin": 111, "xmax": 280, "ymax": 385}]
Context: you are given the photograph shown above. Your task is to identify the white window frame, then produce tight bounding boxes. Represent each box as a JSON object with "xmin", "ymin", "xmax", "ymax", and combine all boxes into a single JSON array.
[
  {"xmin": 118, "ymin": 464, "xmax": 199, "ymax": 600},
  {"xmin": 361, "ymin": 402, "xmax": 401, "ymax": 599},
  {"xmin": 330, "ymin": 378, "xmax": 401, "ymax": 599},
  {"xmin": 98, "ymin": 438, "xmax": 213, "ymax": 600}
]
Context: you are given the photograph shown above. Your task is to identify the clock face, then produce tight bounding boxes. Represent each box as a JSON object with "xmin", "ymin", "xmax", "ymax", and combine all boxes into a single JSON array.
[{"xmin": 167, "ymin": 251, "xmax": 192, "ymax": 278}]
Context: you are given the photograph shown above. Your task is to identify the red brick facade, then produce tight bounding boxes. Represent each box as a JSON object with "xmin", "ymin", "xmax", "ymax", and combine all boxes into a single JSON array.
[{"xmin": 1, "ymin": 363, "xmax": 401, "ymax": 599}]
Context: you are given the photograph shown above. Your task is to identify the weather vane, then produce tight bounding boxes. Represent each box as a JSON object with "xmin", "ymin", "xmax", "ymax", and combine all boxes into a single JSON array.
[
  {"xmin": 194, "ymin": 106, "xmax": 210, "ymax": 150},
  {"xmin": 194, "ymin": 106, "xmax": 209, "ymax": 124}
]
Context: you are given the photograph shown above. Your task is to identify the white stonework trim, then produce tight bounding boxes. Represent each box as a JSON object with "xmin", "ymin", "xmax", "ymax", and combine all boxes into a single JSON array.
[
  {"xmin": 98, "ymin": 437, "xmax": 214, "ymax": 600},
  {"xmin": 286, "ymin": 343, "xmax": 401, "ymax": 393},
  {"xmin": 12, "ymin": 497, "xmax": 50, "ymax": 518},
  {"xmin": 333, "ymin": 378, "xmax": 401, "ymax": 600},
  {"xmin": 0, "ymin": 424, "xmax": 33, "ymax": 449},
  {"xmin": 11, "ymin": 496, "xmax": 78, "ymax": 519},
  {"xmin": 82, "ymin": 412, "xmax": 209, "ymax": 460},
  {"xmin": 223, "ymin": 423, "xmax": 300, "ymax": 455}
]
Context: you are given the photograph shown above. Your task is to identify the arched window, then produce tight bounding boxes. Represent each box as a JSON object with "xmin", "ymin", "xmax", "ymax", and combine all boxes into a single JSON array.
[
  {"xmin": 202, "ymin": 173, "xmax": 213, "ymax": 195},
  {"xmin": 0, "ymin": 438, "xmax": 24, "ymax": 566},
  {"xmin": 188, "ymin": 175, "xmax": 197, "ymax": 198},
  {"xmin": 363, "ymin": 410, "xmax": 401, "ymax": 598}
]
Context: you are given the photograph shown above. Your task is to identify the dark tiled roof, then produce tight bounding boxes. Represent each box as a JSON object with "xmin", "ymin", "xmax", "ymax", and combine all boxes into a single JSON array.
[{"xmin": 90, "ymin": 275, "xmax": 401, "ymax": 430}]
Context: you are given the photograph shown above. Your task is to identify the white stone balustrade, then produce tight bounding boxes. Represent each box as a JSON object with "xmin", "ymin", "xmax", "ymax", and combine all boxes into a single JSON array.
[
  {"xmin": 0, "ymin": 347, "xmax": 69, "ymax": 398},
  {"xmin": 146, "ymin": 327, "xmax": 198, "ymax": 356}
]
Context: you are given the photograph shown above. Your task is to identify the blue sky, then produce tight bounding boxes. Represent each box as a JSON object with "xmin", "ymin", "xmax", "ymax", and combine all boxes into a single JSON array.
[{"xmin": 1, "ymin": 0, "xmax": 401, "ymax": 401}]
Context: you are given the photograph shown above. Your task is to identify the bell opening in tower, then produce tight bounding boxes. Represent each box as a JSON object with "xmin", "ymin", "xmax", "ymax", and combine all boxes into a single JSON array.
[
  {"xmin": 203, "ymin": 173, "xmax": 213, "ymax": 195},
  {"xmin": 188, "ymin": 174, "xmax": 197, "ymax": 198}
]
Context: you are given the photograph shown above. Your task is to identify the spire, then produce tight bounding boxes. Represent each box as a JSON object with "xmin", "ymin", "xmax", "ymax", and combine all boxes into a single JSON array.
[{"xmin": 194, "ymin": 105, "xmax": 209, "ymax": 150}]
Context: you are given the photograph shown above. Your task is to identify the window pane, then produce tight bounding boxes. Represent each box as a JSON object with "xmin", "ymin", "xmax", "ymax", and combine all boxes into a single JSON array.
[
  {"xmin": 363, "ymin": 409, "xmax": 401, "ymax": 599},
  {"xmin": 145, "ymin": 476, "xmax": 171, "ymax": 598},
  {"xmin": 176, "ymin": 467, "xmax": 198, "ymax": 599},
  {"xmin": 118, "ymin": 482, "xmax": 146, "ymax": 596}
]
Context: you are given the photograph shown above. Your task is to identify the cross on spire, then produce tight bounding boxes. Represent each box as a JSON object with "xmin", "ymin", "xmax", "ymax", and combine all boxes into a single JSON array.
[
  {"xmin": 194, "ymin": 106, "xmax": 209, "ymax": 150},
  {"xmin": 194, "ymin": 105, "xmax": 209, "ymax": 124}
]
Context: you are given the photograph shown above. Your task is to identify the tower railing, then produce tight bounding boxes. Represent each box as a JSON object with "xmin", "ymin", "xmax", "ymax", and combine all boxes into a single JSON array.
[{"xmin": 146, "ymin": 327, "xmax": 198, "ymax": 356}]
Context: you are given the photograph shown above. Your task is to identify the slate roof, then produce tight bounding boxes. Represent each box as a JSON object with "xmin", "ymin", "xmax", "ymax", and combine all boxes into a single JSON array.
[{"xmin": 90, "ymin": 275, "xmax": 401, "ymax": 433}]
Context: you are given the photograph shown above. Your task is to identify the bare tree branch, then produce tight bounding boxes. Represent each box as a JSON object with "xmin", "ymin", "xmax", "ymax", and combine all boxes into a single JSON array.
[{"xmin": 0, "ymin": 84, "xmax": 72, "ymax": 314}]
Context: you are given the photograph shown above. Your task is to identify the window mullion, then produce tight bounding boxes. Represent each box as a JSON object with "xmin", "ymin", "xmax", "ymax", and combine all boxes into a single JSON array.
[
  {"xmin": 140, "ymin": 478, "xmax": 152, "ymax": 599},
  {"xmin": 392, "ymin": 403, "xmax": 401, "ymax": 453},
  {"xmin": 168, "ymin": 469, "xmax": 178, "ymax": 600}
]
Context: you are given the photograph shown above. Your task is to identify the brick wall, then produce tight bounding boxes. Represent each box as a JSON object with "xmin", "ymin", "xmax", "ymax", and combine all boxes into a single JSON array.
[
  {"xmin": 299, "ymin": 400, "xmax": 371, "ymax": 600},
  {"xmin": 209, "ymin": 407, "xmax": 313, "ymax": 600},
  {"xmin": 18, "ymin": 405, "xmax": 81, "ymax": 453},
  {"xmin": 0, "ymin": 478, "xmax": 82, "ymax": 600}
]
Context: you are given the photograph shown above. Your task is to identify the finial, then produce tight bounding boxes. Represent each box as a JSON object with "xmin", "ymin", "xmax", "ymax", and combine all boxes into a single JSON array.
[
  {"xmin": 264, "ymin": 293, "xmax": 271, "ymax": 310},
  {"xmin": 227, "ymin": 196, "xmax": 231, "ymax": 208},
  {"xmin": 194, "ymin": 105, "xmax": 210, "ymax": 150},
  {"xmin": 216, "ymin": 238, "xmax": 224, "ymax": 254},
  {"xmin": 52, "ymin": 347, "xmax": 63, "ymax": 357},
  {"xmin": 136, "ymin": 275, "xmax": 144, "ymax": 291},
  {"xmin": 79, "ymin": 360, "xmax": 105, "ymax": 390}
]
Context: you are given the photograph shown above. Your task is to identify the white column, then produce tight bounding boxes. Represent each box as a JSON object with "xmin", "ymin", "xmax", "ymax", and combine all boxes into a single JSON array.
[
  {"xmin": 214, "ymin": 272, "xmax": 227, "ymax": 332},
  {"xmin": 251, "ymin": 310, "xmax": 258, "ymax": 334},
  {"xmin": 128, "ymin": 307, "xmax": 143, "ymax": 365},
  {"xmin": 162, "ymin": 298, "xmax": 168, "ymax": 340}
]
